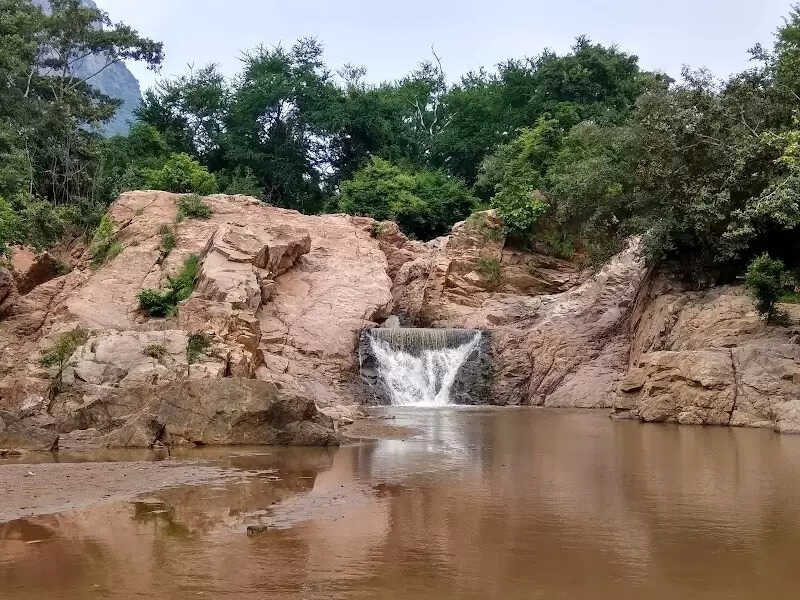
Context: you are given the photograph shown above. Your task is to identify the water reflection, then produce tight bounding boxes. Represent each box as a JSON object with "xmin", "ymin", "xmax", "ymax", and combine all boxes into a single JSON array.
[{"xmin": 3, "ymin": 408, "xmax": 800, "ymax": 599}]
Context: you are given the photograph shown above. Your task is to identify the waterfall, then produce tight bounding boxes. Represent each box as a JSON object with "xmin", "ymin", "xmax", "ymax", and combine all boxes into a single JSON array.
[{"xmin": 365, "ymin": 329, "xmax": 483, "ymax": 406}]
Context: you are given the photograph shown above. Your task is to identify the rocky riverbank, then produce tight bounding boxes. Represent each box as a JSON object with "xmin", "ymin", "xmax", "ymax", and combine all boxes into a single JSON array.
[{"xmin": 1, "ymin": 192, "xmax": 799, "ymax": 452}]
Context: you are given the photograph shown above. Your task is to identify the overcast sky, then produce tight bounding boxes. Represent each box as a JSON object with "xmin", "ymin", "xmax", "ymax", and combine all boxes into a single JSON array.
[{"xmin": 97, "ymin": 0, "xmax": 796, "ymax": 90}]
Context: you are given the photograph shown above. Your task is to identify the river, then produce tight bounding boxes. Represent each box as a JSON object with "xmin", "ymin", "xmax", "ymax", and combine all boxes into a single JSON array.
[{"xmin": 2, "ymin": 407, "xmax": 800, "ymax": 599}]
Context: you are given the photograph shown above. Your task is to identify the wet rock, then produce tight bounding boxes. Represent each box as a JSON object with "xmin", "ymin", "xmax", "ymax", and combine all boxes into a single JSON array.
[
  {"xmin": 382, "ymin": 316, "xmax": 401, "ymax": 329},
  {"xmin": 0, "ymin": 411, "xmax": 59, "ymax": 451},
  {"xmin": 614, "ymin": 282, "xmax": 800, "ymax": 431},
  {"xmin": 13, "ymin": 251, "xmax": 65, "ymax": 295},
  {"xmin": 246, "ymin": 524, "xmax": 270, "ymax": 536},
  {"xmin": 358, "ymin": 328, "xmax": 491, "ymax": 405},
  {"xmin": 0, "ymin": 192, "xmax": 387, "ymax": 448},
  {"xmin": 56, "ymin": 374, "xmax": 338, "ymax": 448}
]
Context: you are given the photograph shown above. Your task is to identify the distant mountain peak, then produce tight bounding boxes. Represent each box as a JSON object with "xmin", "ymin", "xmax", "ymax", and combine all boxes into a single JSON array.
[{"xmin": 31, "ymin": 0, "xmax": 142, "ymax": 136}]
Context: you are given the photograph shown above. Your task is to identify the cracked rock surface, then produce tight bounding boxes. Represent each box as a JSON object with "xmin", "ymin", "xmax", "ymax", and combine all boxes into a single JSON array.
[
  {"xmin": 2, "ymin": 195, "xmax": 800, "ymax": 449},
  {"xmin": 0, "ymin": 192, "xmax": 395, "ymax": 449}
]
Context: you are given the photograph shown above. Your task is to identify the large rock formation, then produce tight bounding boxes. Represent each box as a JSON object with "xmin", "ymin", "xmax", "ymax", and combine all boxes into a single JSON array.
[
  {"xmin": 372, "ymin": 211, "xmax": 800, "ymax": 431},
  {"xmin": 0, "ymin": 191, "xmax": 396, "ymax": 449},
  {"xmin": 2, "ymin": 196, "xmax": 799, "ymax": 449},
  {"xmin": 374, "ymin": 212, "xmax": 647, "ymax": 408},
  {"xmin": 614, "ymin": 280, "xmax": 800, "ymax": 432}
]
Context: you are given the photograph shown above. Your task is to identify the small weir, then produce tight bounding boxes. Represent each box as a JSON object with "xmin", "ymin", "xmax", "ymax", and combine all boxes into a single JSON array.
[{"xmin": 359, "ymin": 328, "xmax": 491, "ymax": 406}]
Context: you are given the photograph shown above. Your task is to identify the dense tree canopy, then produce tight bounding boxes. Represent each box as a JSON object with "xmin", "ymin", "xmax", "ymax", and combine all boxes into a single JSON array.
[
  {"xmin": 0, "ymin": 0, "xmax": 162, "ymax": 246},
  {"xmin": 338, "ymin": 157, "xmax": 476, "ymax": 239},
  {"xmin": 2, "ymin": 0, "xmax": 800, "ymax": 299}
]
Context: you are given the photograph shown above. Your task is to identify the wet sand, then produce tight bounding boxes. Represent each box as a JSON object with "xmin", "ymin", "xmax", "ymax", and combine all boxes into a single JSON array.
[
  {"xmin": 0, "ymin": 415, "xmax": 410, "ymax": 524},
  {"xmin": 5, "ymin": 408, "xmax": 800, "ymax": 599},
  {"xmin": 340, "ymin": 417, "xmax": 420, "ymax": 440},
  {"xmin": 0, "ymin": 460, "xmax": 236, "ymax": 523}
]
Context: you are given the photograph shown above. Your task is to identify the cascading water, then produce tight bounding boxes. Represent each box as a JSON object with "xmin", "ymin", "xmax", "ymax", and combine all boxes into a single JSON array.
[{"xmin": 362, "ymin": 328, "xmax": 485, "ymax": 406}]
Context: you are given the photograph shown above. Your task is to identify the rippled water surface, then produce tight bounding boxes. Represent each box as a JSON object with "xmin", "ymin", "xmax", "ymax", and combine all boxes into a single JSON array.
[{"xmin": 4, "ymin": 407, "xmax": 800, "ymax": 599}]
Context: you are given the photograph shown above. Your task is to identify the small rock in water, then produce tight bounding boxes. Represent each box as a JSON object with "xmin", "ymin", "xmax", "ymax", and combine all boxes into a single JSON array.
[
  {"xmin": 382, "ymin": 316, "xmax": 402, "ymax": 329},
  {"xmin": 246, "ymin": 524, "xmax": 270, "ymax": 537},
  {"xmin": 0, "ymin": 449, "xmax": 22, "ymax": 458}
]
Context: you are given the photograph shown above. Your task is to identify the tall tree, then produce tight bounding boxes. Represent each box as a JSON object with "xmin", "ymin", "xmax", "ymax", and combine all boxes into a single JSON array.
[
  {"xmin": 224, "ymin": 38, "xmax": 341, "ymax": 212},
  {"xmin": 0, "ymin": 0, "xmax": 163, "ymax": 206}
]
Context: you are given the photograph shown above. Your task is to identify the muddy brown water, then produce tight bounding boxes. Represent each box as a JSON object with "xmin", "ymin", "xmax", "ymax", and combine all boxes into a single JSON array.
[{"xmin": 3, "ymin": 407, "xmax": 800, "ymax": 599}]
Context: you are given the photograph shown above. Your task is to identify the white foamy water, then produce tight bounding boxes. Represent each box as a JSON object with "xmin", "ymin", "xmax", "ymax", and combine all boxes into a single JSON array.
[{"xmin": 369, "ymin": 332, "xmax": 482, "ymax": 406}]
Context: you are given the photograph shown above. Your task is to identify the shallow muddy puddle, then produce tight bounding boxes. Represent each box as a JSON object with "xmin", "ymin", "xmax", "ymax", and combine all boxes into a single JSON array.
[{"xmin": 3, "ymin": 407, "xmax": 800, "ymax": 599}]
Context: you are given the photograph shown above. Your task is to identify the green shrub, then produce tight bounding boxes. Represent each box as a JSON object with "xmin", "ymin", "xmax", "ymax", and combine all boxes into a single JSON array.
[
  {"xmin": 479, "ymin": 118, "xmax": 562, "ymax": 235},
  {"xmin": 143, "ymin": 343, "xmax": 168, "ymax": 359},
  {"xmin": 780, "ymin": 290, "xmax": 800, "ymax": 304},
  {"xmin": 176, "ymin": 195, "xmax": 212, "ymax": 222},
  {"xmin": 477, "ymin": 257, "xmax": 503, "ymax": 289},
  {"xmin": 339, "ymin": 157, "xmax": 476, "ymax": 240},
  {"xmin": 0, "ymin": 196, "xmax": 22, "ymax": 256},
  {"xmin": 466, "ymin": 213, "xmax": 504, "ymax": 242},
  {"xmin": 540, "ymin": 230, "xmax": 575, "ymax": 260},
  {"xmin": 144, "ymin": 153, "xmax": 217, "ymax": 195},
  {"xmin": 159, "ymin": 225, "xmax": 176, "ymax": 255},
  {"xmin": 186, "ymin": 333, "xmax": 212, "ymax": 364},
  {"xmin": 746, "ymin": 253, "xmax": 790, "ymax": 322},
  {"xmin": 89, "ymin": 215, "xmax": 121, "ymax": 268},
  {"xmin": 219, "ymin": 166, "xmax": 265, "ymax": 198},
  {"xmin": 53, "ymin": 259, "xmax": 71, "ymax": 276},
  {"xmin": 40, "ymin": 328, "xmax": 89, "ymax": 369},
  {"xmin": 370, "ymin": 221, "xmax": 389, "ymax": 238},
  {"xmin": 137, "ymin": 289, "xmax": 174, "ymax": 318},
  {"xmin": 19, "ymin": 200, "xmax": 72, "ymax": 251},
  {"xmin": 137, "ymin": 255, "xmax": 201, "ymax": 317}
]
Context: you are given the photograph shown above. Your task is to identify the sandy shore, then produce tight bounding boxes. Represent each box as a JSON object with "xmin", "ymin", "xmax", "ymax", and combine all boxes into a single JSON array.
[
  {"xmin": 0, "ymin": 416, "xmax": 416, "ymax": 524},
  {"xmin": 0, "ymin": 460, "xmax": 236, "ymax": 523},
  {"xmin": 340, "ymin": 417, "xmax": 420, "ymax": 440}
]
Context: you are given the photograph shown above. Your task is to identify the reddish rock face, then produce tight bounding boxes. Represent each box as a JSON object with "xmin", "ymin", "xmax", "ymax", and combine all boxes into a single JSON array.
[
  {"xmin": 376, "ymin": 216, "xmax": 800, "ymax": 431},
  {"xmin": 614, "ymin": 282, "xmax": 800, "ymax": 431},
  {"xmin": 0, "ymin": 192, "xmax": 395, "ymax": 449},
  {"xmin": 1, "ymin": 195, "xmax": 799, "ymax": 450}
]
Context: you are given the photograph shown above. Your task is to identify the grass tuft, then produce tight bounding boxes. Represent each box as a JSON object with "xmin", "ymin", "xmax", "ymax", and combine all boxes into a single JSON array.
[
  {"xmin": 477, "ymin": 257, "xmax": 503, "ymax": 289},
  {"xmin": 40, "ymin": 328, "xmax": 89, "ymax": 369},
  {"xmin": 176, "ymin": 194, "xmax": 212, "ymax": 222},
  {"xmin": 186, "ymin": 333, "xmax": 212, "ymax": 364},
  {"xmin": 137, "ymin": 255, "xmax": 200, "ymax": 317},
  {"xmin": 143, "ymin": 343, "xmax": 168, "ymax": 360}
]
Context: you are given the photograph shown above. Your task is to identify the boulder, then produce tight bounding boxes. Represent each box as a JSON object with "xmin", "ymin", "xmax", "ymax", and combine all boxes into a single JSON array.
[
  {"xmin": 380, "ymin": 210, "xmax": 587, "ymax": 328},
  {"xmin": 12, "ymin": 250, "xmax": 65, "ymax": 295},
  {"xmin": 0, "ymin": 267, "xmax": 17, "ymax": 318},
  {"xmin": 0, "ymin": 411, "xmax": 58, "ymax": 452},
  {"xmin": 613, "ymin": 282, "xmax": 800, "ymax": 431},
  {"xmin": 92, "ymin": 379, "xmax": 337, "ymax": 448},
  {"xmin": 0, "ymin": 192, "xmax": 396, "ymax": 448},
  {"xmin": 378, "ymin": 231, "xmax": 646, "ymax": 408}
]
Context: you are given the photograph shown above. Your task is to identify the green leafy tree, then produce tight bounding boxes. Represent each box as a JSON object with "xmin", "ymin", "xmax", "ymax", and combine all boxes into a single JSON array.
[
  {"xmin": 0, "ymin": 196, "xmax": 22, "ymax": 256},
  {"xmin": 95, "ymin": 123, "xmax": 171, "ymax": 204},
  {"xmin": 137, "ymin": 64, "xmax": 229, "ymax": 169},
  {"xmin": 746, "ymin": 253, "xmax": 789, "ymax": 321},
  {"xmin": 338, "ymin": 157, "xmax": 476, "ymax": 239},
  {"xmin": 225, "ymin": 39, "xmax": 341, "ymax": 212},
  {"xmin": 218, "ymin": 166, "xmax": 265, "ymax": 198},
  {"xmin": 545, "ymin": 122, "xmax": 641, "ymax": 261},
  {"xmin": 0, "ymin": 0, "xmax": 162, "ymax": 250},
  {"xmin": 144, "ymin": 153, "xmax": 217, "ymax": 195},
  {"xmin": 478, "ymin": 117, "xmax": 562, "ymax": 234},
  {"xmin": 432, "ymin": 38, "xmax": 663, "ymax": 183}
]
